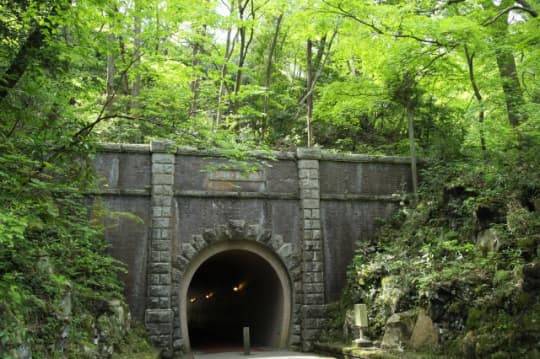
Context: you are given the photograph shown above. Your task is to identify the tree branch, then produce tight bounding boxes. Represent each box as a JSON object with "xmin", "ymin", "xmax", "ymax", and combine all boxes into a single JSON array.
[
  {"xmin": 321, "ymin": 0, "xmax": 445, "ymax": 46},
  {"xmin": 483, "ymin": 5, "xmax": 538, "ymax": 26}
]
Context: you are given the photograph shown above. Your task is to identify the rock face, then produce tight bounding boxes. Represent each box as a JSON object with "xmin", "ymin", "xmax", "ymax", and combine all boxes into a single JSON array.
[
  {"xmin": 523, "ymin": 262, "xmax": 540, "ymax": 292},
  {"xmin": 476, "ymin": 229, "xmax": 500, "ymax": 254},
  {"xmin": 380, "ymin": 311, "xmax": 417, "ymax": 349},
  {"xmin": 380, "ymin": 276, "xmax": 407, "ymax": 315},
  {"xmin": 409, "ymin": 312, "xmax": 439, "ymax": 350}
]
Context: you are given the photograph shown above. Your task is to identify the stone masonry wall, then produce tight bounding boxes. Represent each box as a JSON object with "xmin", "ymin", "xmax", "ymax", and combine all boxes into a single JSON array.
[
  {"xmin": 145, "ymin": 141, "xmax": 175, "ymax": 354},
  {"xmin": 297, "ymin": 148, "xmax": 325, "ymax": 350},
  {"xmin": 92, "ymin": 142, "xmax": 412, "ymax": 355}
]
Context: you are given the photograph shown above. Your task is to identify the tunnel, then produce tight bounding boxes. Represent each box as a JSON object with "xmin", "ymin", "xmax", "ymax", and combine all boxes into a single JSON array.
[{"xmin": 186, "ymin": 249, "xmax": 284, "ymax": 350}]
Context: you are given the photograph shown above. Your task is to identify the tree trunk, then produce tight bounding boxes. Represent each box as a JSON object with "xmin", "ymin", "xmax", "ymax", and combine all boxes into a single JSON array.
[
  {"xmin": 487, "ymin": 0, "xmax": 528, "ymax": 127},
  {"xmin": 232, "ymin": 0, "xmax": 254, "ymax": 110},
  {"xmin": 464, "ymin": 45, "xmax": 486, "ymax": 152},
  {"xmin": 190, "ymin": 26, "xmax": 206, "ymax": 118},
  {"xmin": 0, "ymin": 1, "xmax": 70, "ymax": 100},
  {"xmin": 216, "ymin": 25, "xmax": 235, "ymax": 129},
  {"xmin": 495, "ymin": 48, "xmax": 526, "ymax": 127},
  {"xmin": 407, "ymin": 102, "xmax": 419, "ymax": 203},
  {"xmin": 106, "ymin": 30, "xmax": 116, "ymax": 111},
  {"xmin": 261, "ymin": 14, "xmax": 283, "ymax": 141},
  {"xmin": 130, "ymin": 13, "xmax": 142, "ymax": 111},
  {"xmin": 306, "ymin": 39, "xmax": 313, "ymax": 147}
]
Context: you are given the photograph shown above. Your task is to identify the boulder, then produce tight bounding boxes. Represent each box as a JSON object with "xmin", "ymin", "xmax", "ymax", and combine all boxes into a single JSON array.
[
  {"xmin": 476, "ymin": 229, "xmax": 500, "ymax": 254},
  {"xmin": 380, "ymin": 310, "xmax": 417, "ymax": 350},
  {"xmin": 380, "ymin": 276, "xmax": 407, "ymax": 315},
  {"xmin": 11, "ymin": 344, "xmax": 32, "ymax": 359},
  {"xmin": 409, "ymin": 312, "xmax": 439, "ymax": 350}
]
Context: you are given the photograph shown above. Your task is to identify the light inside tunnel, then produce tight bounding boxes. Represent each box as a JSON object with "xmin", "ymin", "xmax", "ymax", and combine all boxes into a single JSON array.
[
  {"xmin": 187, "ymin": 249, "xmax": 284, "ymax": 350},
  {"xmin": 233, "ymin": 281, "xmax": 247, "ymax": 292}
]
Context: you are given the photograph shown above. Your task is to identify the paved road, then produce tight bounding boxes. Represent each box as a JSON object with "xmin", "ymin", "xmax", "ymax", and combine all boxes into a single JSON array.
[{"xmin": 188, "ymin": 349, "xmax": 336, "ymax": 359}]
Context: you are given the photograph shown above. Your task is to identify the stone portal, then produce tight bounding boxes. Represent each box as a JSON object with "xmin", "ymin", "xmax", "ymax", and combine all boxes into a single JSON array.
[{"xmin": 92, "ymin": 141, "xmax": 412, "ymax": 355}]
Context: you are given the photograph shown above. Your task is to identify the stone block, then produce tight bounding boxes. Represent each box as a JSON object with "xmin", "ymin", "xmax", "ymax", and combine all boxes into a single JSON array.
[
  {"xmin": 153, "ymin": 173, "xmax": 174, "ymax": 185},
  {"xmin": 153, "ymin": 185, "xmax": 173, "ymax": 195},
  {"xmin": 149, "ymin": 285, "xmax": 170, "ymax": 298},
  {"xmin": 147, "ymin": 323, "xmax": 172, "ymax": 336},
  {"xmin": 303, "ymin": 261, "xmax": 323, "ymax": 273},
  {"xmin": 150, "ymin": 250, "xmax": 161, "ymax": 262},
  {"xmin": 173, "ymin": 339, "xmax": 184, "ymax": 350},
  {"xmin": 277, "ymin": 243, "xmax": 292, "ymax": 259},
  {"xmin": 159, "ymin": 251, "xmax": 171, "ymax": 262},
  {"xmin": 299, "ymin": 168, "xmax": 319, "ymax": 180},
  {"xmin": 202, "ymin": 228, "xmax": 217, "ymax": 243},
  {"xmin": 303, "ymin": 250, "xmax": 321, "ymax": 262},
  {"xmin": 215, "ymin": 224, "xmax": 232, "ymax": 241},
  {"xmin": 311, "ymin": 272, "xmax": 324, "ymax": 282},
  {"xmin": 303, "ymin": 219, "xmax": 321, "ymax": 230},
  {"xmin": 300, "ymin": 178, "xmax": 320, "ymax": 190},
  {"xmin": 148, "ymin": 274, "xmax": 160, "ymax": 286},
  {"xmin": 152, "ymin": 206, "xmax": 172, "ymax": 218},
  {"xmin": 145, "ymin": 308, "xmax": 173, "ymax": 324},
  {"xmin": 151, "ymin": 239, "xmax": 170, "ymax": 251},
  {"xmin": 153, "ymin": 217, "xmax": 170, "ymax": 229},
  {"xmin": 297, "ymin": 147, "xmax": 321, "ymax": 160},
  {"xmin": 171, "ymin": 268, "xmax": 182, "ymax": 284},
  {"xmin": 228, "ymin": 220, "xmax": 246, "ymax": 237},
  {"xmin": 191, "ymin": 235, "xmax": 207, "ymax": 251},
  {"xmin": 304, "ymin": 293, "xmax": 325, "ymax": 305},
  {"xmin": 149, "ymin": 263, "xmax": 170, "ymax": 274},
  {"xmin": 173, "ymin": 255, "xmax": 189, "ymax": 269},
  {"xmin": 269, "ymin": 234, "xmax": 284, "ymax": 250},
  {"xmin": 159, "ymin": 297, "xmax": 171, "ymax": 308},
  {"xmin": 301, "ymin": 189, "xmax": 320, "ymax": 199},
  {"xmin": 302, "ymin": 199, "xmax": 319, "ymax": 209},
  {"xmin": 152, "ymin": 194, "xmax": 172, "ymax": 206},
  {"xmin": 304, "ymin": 240, "xmax": 322, "ymax": 250},
  {"xmin": 152, "ymin": 155, "xmax": 175, "ymax": 166},
  {"xmin": 304, "ymin": 283, "xmax": 324, "ymax": 294},
  {"xmin": 245, "ymin": 224, "xmax": 262, "ymax": 240},
  {"xmin": 302, "ymin": 304, "xmax": 326, "ymax": 318},
  {"xmin": 151, "ymin": 140, "xmax": 176, "ymax": 153},
  {"xmin": 180, "ymin": 243, "xmax": 197, "ymax": 259},
  {"xmin": 159, "ymin": 274, "xmax": 171, "ymax": 285},
  {"xmin": 153, "ymin": 163, "xmax": 174, "ymax": 174},
  {"xmin": 257, "ymin": 230, "xmax": 272, "ymax": 244}
]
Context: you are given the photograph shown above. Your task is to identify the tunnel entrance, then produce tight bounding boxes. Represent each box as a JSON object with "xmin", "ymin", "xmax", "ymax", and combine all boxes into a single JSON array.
[{"xmin": 187, "ymin": 249, "xmax": 284, "ymax": 350}]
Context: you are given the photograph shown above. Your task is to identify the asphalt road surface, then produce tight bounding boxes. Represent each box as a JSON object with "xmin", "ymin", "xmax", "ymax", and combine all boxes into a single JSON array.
[{"xmin": 188, "ymin": 348, "xmax": 336, "ymax": 359}]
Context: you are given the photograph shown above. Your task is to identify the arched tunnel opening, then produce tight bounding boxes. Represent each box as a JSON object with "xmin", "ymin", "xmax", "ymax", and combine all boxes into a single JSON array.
[{"xmin": 187, "ymin": 249, "xmax": 284, "ymax": 350}]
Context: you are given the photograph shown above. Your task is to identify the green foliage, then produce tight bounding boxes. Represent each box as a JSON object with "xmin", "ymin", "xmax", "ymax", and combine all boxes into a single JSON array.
[{"xmin": 330, "ymin": 145, "xmax": 540, "ymax": 356}]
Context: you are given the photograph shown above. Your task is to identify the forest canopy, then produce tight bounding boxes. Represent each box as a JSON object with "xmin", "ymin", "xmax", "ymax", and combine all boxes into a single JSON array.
[{"xmin": 2, "ymin": 0, "xmax": 539, "ymax": 153}]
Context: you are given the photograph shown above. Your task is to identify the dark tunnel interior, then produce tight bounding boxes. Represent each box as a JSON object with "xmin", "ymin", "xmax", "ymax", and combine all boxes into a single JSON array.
[{"xmin": 187, "ymin": 249, "xmax": 284, "ymax": 350}]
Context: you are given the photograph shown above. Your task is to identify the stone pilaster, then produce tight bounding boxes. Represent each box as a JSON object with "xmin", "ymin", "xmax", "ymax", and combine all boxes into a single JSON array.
[
  {"xmin": 297, "ymin": 148, "xmax": 325, "ymax": 350},
  {"xmin": 145, "ymin": 140, "xmax": 175, "ymax": 354}
]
